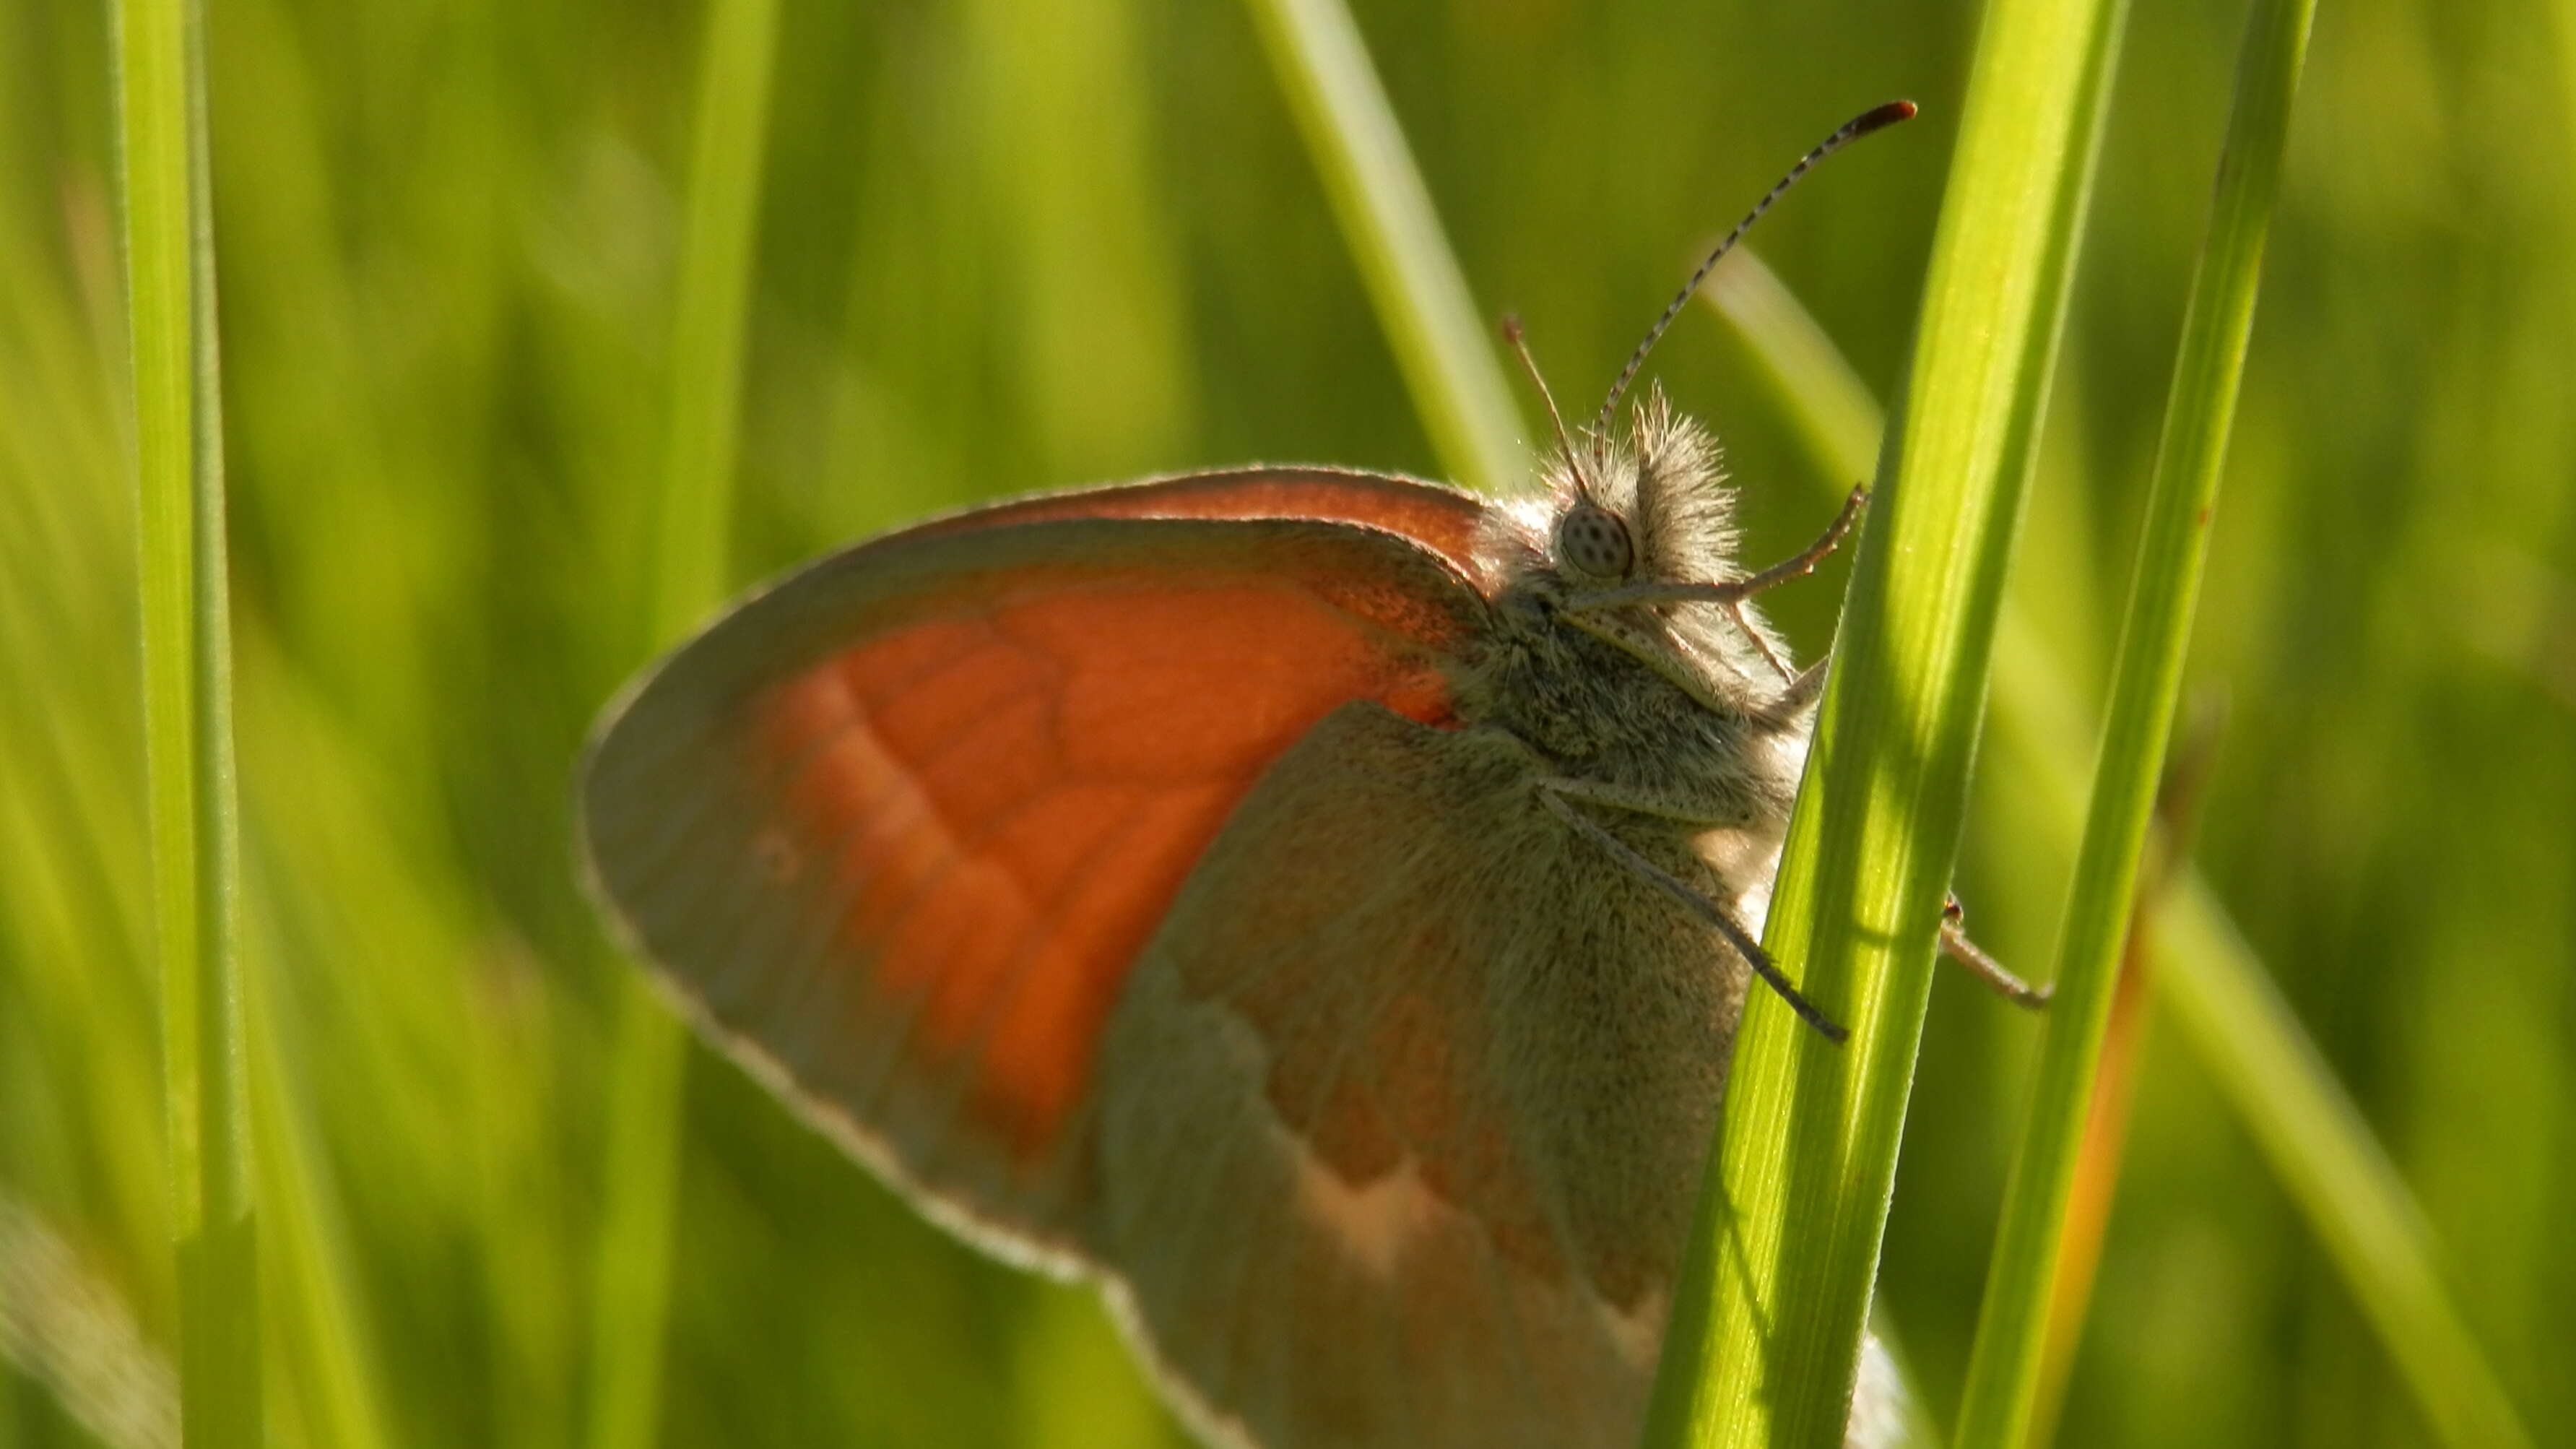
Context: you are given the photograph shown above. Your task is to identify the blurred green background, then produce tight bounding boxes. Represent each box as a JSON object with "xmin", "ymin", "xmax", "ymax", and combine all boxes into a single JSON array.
[{"xmin": 3, "ymin": 0, "xmax": 2570, "ymax": 1445}]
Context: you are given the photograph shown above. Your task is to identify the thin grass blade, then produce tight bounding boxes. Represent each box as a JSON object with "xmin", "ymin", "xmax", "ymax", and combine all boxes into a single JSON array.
[
  {"xmin": 1712, "ymin": 152, "xmax": 2538, "ymax": 1449},
  {"xmin": 1239, "ymin": 0, "xmax": 1525, "ymax": 492},
  {"xmin": 588, "ymin": 1, "xmax": 781, "ymax": 1445},
  {"xmin": 116, "ymin": 0, "xmax": 261, "ymax": 1439},
  {"xmin": 1642, "ymin": 0, "xmax": 2128, "ymax": 1441},
  {"xmin": 1702, "ymin": 250, "xmax": 1885, "ymax": 488},
  {"xmin": 247, "ymin": 924, "xmax": 400, "ymax": 1449},
  {"xmin": 1952, "ymin": 0, "xmax": 2319, "ymax": 1438},
  {"xmin": 2154, "ymin": 886, "xmax": 2536, "ymax": 1449}
]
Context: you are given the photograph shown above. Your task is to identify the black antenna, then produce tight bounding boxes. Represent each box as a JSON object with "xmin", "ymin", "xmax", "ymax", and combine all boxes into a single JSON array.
[
  {"xmin": 1593, "ymin": 100, "xmax": 1917, "ymax": 436},
  {"xmin": 1501, "ymin": 315, "xmax": 1594, "ymax": 500}
]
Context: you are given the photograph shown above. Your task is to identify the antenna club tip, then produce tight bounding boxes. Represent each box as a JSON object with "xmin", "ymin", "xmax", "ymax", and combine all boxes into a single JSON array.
[
  {"xmin": 1860, "ymin": 99, "xmax": 1919, "ymax": 132},
  {"xmin": 1500, "ymin": 313, "xmax": 1525, "ymax": 342}
]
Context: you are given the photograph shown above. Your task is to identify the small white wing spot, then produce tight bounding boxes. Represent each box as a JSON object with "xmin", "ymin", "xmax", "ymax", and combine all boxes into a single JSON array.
[
  {"xmin": 1291, "ymin": 1146, "xmax": 1441, "ymax": 1281},
  {"xmin": 1595, "ymin": 1282, "xmax": 1667, "ymax": 1372}
]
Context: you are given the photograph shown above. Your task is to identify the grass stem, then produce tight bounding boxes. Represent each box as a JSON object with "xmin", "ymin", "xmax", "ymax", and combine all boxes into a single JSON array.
[
  {"xmin": 587, "ymin": 1, "xmax": 781, "ymax": 1445},
  {"xmin": 1641, "ymin": 0, "xmax": 2127, "ymax": 1440},
  {"xmin": 1714, "ymin": 130, "xmax": 2536, "ymax": 1449},
  {"xmin": 117, "ymin": 0, "xmax": 261, "ymax": 1438},
  {"xmin": 1951, "ymin": 0, "xmax": 2317, "ymax": 1440},
  {"xmin": 1240, "ymin": 0, "xmax": 1526, "ymax": 493}
]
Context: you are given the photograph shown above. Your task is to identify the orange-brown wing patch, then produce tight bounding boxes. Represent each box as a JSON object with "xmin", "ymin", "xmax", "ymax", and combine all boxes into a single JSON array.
[
  {"xmin": 581, "ymin": 515, "xmax": 1488, "ymax": 1264},
  {"xmin": 745, "ymin": 577, "xmax": 1445, "ymax": 1154}
]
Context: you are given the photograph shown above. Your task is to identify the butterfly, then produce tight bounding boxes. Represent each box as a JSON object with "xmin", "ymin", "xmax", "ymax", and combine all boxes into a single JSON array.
[{"xmin": 578, "ymin": 100, "xmax": 2031, "ymax": 1448}]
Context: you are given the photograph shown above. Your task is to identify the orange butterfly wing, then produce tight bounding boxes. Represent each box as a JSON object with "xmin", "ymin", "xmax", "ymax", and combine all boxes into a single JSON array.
[{"xmin": 578, "ymin": 469, "xmax": 1493, "ymax": 1261}]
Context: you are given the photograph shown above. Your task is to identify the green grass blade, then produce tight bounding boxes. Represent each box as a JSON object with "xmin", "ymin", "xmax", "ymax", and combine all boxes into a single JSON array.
[
  {"xmin": 2153, "ymin": 886, "xmax": 2537, "ymax": 1449},
  {"xmin": 649, "ymin": 0, "xmax": 782, "ymax": 644},
  {"xmin": 116, "ymin": 0, "xmax": 261, "ymax": 1440},
  {"xmin": 588, "ymin": 1, "xmax": 781, "ymax": 1445},
  {"xmin": 587, "ymin": 1000, "xmax": 690, "ymax": 1449},
  {"xmin": 1239, "ymin": 0, "xmax": 1525, "ymax": 492},
  {"xmin": 248, "ymin": 939, "xmax": 400, "ymax": 1449},
  {"xmin": 1702, "ymin": 250, "xmax": 1886, "ymax": 488},
  {"xmin": 1712, "ymin": 150, "xmax": 2538, "ymax": 1449},
  {"xmin": 1951, "ymin": 0, "xmax": 2318, "ymax": 1440},
  {"xmin": 1642, "ymin": 0, "xmax": 2127, "ymax": 1441}
]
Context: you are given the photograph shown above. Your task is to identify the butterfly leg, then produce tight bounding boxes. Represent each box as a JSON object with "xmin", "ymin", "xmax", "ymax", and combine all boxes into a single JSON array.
[
  {"xmin": 1535, "ymin": 784, "xmax": 1848, "ymax": 1044},
  {"xmin": 1534, "ymin": 779, "xmax": 2042, "ymax": 1021},
  {"xmin": 1725, "ymin": 602, "xmax": 1797, "ymax": 682},
  {"xmin": 1754, "ymin": 652, "xmax": 1831, "ymax": 722},
  {"xmin": 1730, "ymin": 483, "xmax": 1869, "ymax": 602},
  {"xmin": 1940, "ymin": 896, "xmax": 2051, "ymax": 1008},
  {"xmin": 1725, "ymin": 485, "xmax": 1870, "ymax": 682}
]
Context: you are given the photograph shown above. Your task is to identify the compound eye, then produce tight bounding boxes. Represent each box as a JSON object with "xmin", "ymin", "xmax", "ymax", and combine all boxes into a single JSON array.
[{"xmin": 1555, "ymin": 501, "xmax": 1635, "ymax": 579}]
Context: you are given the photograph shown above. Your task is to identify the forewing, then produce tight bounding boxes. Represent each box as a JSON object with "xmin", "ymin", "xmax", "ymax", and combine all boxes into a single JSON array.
[
  {"xmin": 1094, "ymin": 703, "xmax": 1749, "ymax": 1449},
  {"xmin": 579, "ymin": 494, "xmax": 1489, "ymax": 1267},
  {"xmin": 906, "ymin": 464, "xmax": 1491, "ymax": 584}
]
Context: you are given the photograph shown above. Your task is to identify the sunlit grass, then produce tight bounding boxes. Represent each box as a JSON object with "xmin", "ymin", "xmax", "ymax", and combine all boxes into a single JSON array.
[
  {"xmin": 114, "ymin": 0, "xmax": 260, "ymax": 1440},
  {"xmin": 4, "ymin": 0, "xmax": 2571, "ymax": 1445},
  {"xmin": 1714, "ymin": 62, "xmax": 2536, "ymax": 1449},
  {"xmin": 588, "ymin": 1, "xmax": 783, "ymax": 1447},
  {"xmin": 1239, "ymin": 0, "xmax": 1525, "ymax": 492},
  {"xmin": 1644, "ymin": 0, "xmax": 2128, "ymax": 1440},
  {"xmin": 1953, "ymin": 0, "xmax": 2316, "ymax": 1437}
]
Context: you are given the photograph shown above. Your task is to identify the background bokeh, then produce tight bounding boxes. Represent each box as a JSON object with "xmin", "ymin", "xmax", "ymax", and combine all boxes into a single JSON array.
[{"xmin": 3, "ymin": 0, "xmax": 2570, "ymax": 1445}]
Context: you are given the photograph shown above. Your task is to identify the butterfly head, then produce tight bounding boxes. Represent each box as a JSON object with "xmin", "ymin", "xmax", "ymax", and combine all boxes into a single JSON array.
[
  {"xmin": 1470, "ymin": 384, "xmax": 1799, "ymax": 730},
  {"xmin": 1537, "ymin": 384, "xmax": 1741, "ymax": 598}
]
